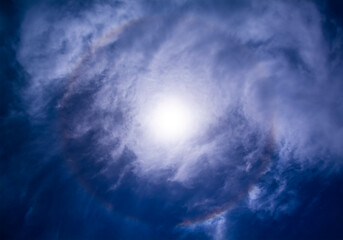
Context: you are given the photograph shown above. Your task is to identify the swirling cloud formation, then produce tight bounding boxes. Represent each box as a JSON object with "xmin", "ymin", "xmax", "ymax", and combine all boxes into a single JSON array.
[{"xmin": 2, "ymin": 0, "xmax": 343, "ymax": 239}]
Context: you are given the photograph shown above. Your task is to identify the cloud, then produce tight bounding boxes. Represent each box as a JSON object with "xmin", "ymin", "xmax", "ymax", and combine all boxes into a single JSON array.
[
  {"xmin": 17, "ymin": 0, "xmax": 144, "ymax": 119},
  {"xmin": 10, "ymin": 0, "xmax": 343, "ymax": 238}
]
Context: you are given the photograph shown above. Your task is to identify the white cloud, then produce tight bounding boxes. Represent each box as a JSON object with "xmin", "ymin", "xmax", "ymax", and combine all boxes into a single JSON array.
[{"xmin": 17, "ymin": 0, "xmax": 343, "ymax": 225}]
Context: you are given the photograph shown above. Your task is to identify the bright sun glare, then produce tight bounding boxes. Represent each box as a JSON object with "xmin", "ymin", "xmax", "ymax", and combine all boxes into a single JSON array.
[{"xmin": 148, "ymin": 96, "xmax": 194, "ymax": 143}]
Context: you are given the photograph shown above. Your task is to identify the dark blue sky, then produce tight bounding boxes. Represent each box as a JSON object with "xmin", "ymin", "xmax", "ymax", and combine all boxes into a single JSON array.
[{"xmin": 1, "ymin": 0, "xmax": 343, "ymax": 239}]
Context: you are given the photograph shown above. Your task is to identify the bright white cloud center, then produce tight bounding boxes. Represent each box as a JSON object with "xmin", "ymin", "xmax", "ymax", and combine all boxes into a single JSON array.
[{"xmin": 147, "ymin": 96, "xmax": 195, "ymax": 143}]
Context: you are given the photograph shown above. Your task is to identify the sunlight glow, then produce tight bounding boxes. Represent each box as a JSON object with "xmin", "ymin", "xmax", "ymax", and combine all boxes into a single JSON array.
[{"xmin": 148, "ymin": 96, "xmax": 194, "ymax": 143}]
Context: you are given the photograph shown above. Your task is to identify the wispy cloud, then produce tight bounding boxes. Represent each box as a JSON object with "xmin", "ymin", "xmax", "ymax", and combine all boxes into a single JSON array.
[{"xmin": 8, "ymin": 0, "xmax": 343, "ymax": 238}]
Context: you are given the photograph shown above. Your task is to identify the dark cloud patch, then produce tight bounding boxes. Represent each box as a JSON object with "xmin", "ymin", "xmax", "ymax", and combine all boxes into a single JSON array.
[{"xmin": 226, "ymin": 164, "xmax": 343, "ymax": 240}]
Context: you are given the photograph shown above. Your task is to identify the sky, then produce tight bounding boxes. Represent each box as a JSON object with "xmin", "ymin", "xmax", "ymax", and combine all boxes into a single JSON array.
[{"xmin": 1, "ymin": 0, "xmax": 343, "ymax": 239}]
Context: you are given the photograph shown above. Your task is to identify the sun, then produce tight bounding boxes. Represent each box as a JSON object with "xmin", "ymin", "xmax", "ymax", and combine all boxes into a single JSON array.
[{"xmin": 147, "ymin": 96, "xmax": 195, "ymax": 143}]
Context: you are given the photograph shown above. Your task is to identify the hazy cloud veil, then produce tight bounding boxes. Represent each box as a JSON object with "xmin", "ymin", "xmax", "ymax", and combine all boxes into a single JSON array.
[{"xmin": 2, "ymin": 0, "xmax": 343, "ymax": 239}]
